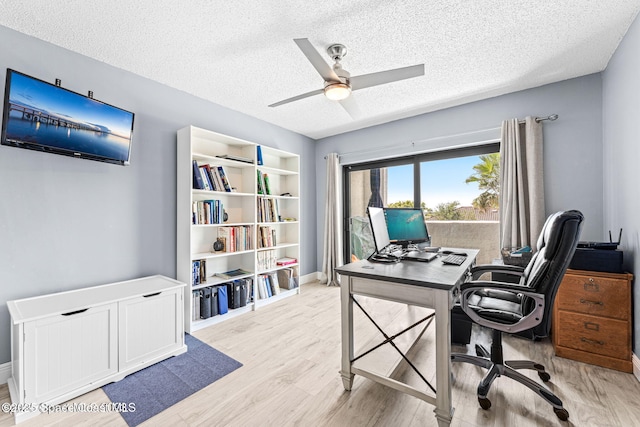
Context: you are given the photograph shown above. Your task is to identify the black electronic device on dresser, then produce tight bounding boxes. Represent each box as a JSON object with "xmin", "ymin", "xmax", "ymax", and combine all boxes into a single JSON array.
[{"xmin": 571, "ymin": 228, "xmax": 624, "ymax": 273}]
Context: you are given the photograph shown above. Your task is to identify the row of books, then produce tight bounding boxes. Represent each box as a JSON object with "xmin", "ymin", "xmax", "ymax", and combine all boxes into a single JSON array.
[
  {"xmin": 257, "ymin": 249, "xmax": 277, "ymax": 271},
  {"xmin": 256, "ymin": 170, "xmax": 272, "ymax": 195},
  {"xmin": 193, "ymin": 160, "xmax": 235, "ymax": 192},
  {"xmin": 192, "ymin": 199, "xmax": 225, "ymax": 225},
  {"xmin": 218, "ymin": 226, "xmax": 252, "ymax": 252},
  {"xmin": 256, "ymin": 273, "xmax": 281, "ymax": 299},
  {"xmin": 257, "ymin": 197, "xmax": 281, "ymax": 222},
  {"xmin": 192, "ymin": 259, "xmax": 208, "ymax": 286},
  {"xmin": 256, "ymin": 267, "xmax": 299, "ymax": 299},
  {"xmin": 257, "ymin": 225, "xmax": 277, "ymax": 248}
]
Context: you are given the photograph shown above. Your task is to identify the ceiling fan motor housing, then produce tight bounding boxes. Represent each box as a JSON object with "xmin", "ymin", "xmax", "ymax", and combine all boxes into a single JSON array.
[{"xmin": 327, "ymin": 43, "xmax": 347, "ymax": 62}]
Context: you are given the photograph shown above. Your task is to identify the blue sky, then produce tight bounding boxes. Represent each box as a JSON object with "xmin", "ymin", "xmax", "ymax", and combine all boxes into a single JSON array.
[{"xmin": 387, "ymin": 155, "xmax": 484, "ymax": 208}]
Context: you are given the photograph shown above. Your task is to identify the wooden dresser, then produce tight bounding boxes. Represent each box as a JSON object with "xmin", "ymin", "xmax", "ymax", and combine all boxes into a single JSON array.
[{"xmin": 553, "ymin": 269, "xmax": 633, "ymax": 372}]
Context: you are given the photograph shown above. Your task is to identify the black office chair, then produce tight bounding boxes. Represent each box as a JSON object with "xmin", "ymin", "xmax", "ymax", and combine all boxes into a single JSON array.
[{"xmin": 451, "ymin": 210, "xmax": 584, "ymax": 421}]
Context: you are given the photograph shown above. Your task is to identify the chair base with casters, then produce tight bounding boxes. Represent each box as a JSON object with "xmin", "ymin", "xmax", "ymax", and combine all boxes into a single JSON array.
[{"xmin": 451, "ymin": 328, "xmax": 569, "ymax": 421}]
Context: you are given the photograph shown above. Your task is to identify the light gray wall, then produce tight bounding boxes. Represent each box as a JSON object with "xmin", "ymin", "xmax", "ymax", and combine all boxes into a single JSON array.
[
  {"xmin": 0, "ymin": 25, "xmax": 317, "ymax": 364},
  {"xmin": 602, "ymin": 13, "xmax": 640, "ymax": 355},
  {"xmin": 315, "ymin": 75, "xmax": 605, "ymax": 271}
]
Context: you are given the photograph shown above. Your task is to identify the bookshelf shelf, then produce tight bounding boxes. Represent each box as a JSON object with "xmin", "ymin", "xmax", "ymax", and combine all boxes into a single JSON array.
[
  {"xmin": 192, "ymin": 189, "xmax": 254, "ymax": 197},
  {"xmin": 258, "ymin": 165, "xmax": 298, "ymax": 176},
  {"xmin": 177, "ymin": 126, "xmax": 300, "ymax": 333}
]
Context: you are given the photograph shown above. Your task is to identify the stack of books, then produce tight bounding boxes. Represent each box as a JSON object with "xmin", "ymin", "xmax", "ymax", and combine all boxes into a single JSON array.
[{"xmin": 193, "ymin": 160, "xmax": 235, "ymax": 192}]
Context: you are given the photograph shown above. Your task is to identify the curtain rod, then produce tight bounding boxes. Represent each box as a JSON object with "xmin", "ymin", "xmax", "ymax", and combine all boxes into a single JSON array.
[
  {"xmin": 325, "ymin": 126, "xmax": 500, "ymax": 160},
  {"xmin": 521, "ymin": 114, "xmax": 559, "ymax": 124},
  {"xmin": 324, "ymin": 113, "xmax": 559, "ymax": 160}
]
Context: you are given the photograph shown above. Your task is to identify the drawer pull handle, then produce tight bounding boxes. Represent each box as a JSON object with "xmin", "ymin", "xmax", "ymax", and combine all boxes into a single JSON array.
[
  {"xmin": 583, "ymin": 279, "xmax": 600, "ymax": 292},
  {"xmin": 584, "ymin": 322, "xmax": 600, "ymax": 331},
  {"xmin": 579, "ymin": 298, "xmax": 603, "ymax": 306},
  {"xmin": 61, "ymin": 308, "xmax": 89, "ymax": 316},
  {"xmin": 143, "ymin": 292, "xmax": 161, "ymax": 298},
  {"xmin": 581, "ymin": 337, "xmax": 604, "ymax": 346}
]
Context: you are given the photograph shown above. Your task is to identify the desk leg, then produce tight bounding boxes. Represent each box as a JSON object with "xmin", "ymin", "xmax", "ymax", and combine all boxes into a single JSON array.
[
  {"xmin": 340, "ymin": 276, "xmax": 354, "ymax": 390},
  {"xmin": 434, "ymin": 290, "xmax": 453, "ymax": 427}
]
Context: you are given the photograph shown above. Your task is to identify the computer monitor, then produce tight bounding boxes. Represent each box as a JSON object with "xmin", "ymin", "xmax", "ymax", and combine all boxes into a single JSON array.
[
  {"xmin": 367, "ymin": 207, "xmax": 390, "ymax": 254},
  {"xmin": 384, "ymin": 208, "xmax": 430, "ymax": 247}
]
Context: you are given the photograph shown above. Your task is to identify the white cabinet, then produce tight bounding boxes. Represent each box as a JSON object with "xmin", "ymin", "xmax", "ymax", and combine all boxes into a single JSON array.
[
  {"xmin": 177, "ymin": 126, "xmax": 301, "ymax": 333},
  {"xmin": 7, "ymin": 275, "xmax": 186, "ymax": 424}
]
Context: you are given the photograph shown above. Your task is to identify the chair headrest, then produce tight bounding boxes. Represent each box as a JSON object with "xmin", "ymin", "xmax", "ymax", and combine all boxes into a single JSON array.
[
  {"xmin": 524, "ymin": 209, "xmax": 584, "ymax": 292},
  {"xmin": 537, "ymin": 210, "xmax": 584, "ymax": 259}
]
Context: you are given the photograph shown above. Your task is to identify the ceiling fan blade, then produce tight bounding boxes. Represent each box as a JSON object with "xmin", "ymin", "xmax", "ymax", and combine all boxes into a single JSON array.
[
  {"xmin": 268, "ymin": 88, "xmax": 325, "ymax": 108},
  {"xmin": 339, "ymin": 96, "xmax": 362, "ymax": 119},
  {"xmin": 350, "ymin": 64, "xmax": 424, "ymax": 91},
  {"xmin": 294, "ymin": 38, "xmax": 340, "ymax": 82}
]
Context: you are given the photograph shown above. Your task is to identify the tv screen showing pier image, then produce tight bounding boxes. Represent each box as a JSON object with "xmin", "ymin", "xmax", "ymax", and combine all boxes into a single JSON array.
[{"xmin": 1, "ymin": 69, "xmax": 134, "ymax": 165}]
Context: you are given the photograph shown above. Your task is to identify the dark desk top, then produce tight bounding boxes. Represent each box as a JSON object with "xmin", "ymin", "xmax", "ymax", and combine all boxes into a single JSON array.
[{"xmin": 335, "ymin": 248, "xmax": 479, "ymax": 291}]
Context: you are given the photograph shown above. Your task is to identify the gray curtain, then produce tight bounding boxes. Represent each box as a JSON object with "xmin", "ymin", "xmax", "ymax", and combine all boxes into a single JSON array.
[
  {"xmin": 321, "ymin": 153, "xmax": 343, "ymax": 286},
  {"xmin": 499, "ymin": 117, "xmax": 546, "ymax": 251}
]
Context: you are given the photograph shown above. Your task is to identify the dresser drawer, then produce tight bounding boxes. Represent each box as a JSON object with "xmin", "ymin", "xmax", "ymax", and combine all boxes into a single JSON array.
[
  {"xmin": 555, "ymin": 311, "xmax": 630, "ymax": 360},
  {"xmin": 555, "ymin": 273, "xmax": 630, "ymax": 320}
]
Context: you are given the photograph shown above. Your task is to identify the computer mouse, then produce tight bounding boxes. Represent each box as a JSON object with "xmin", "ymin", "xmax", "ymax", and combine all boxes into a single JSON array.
[
  {"xmin": 440, "ymin": 250, "xmax": 453, "ymax": 255},
  {"xmin": 453, "ymin": 252, "xmax": 468, "ymax": 256}
]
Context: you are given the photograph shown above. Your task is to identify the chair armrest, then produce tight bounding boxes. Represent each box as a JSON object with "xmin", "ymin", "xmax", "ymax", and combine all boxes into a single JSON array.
[
  {"xmin": 469, "ymin": 264, "xmax": 525, "ymax": 280},
  {"xmin": 459, "ymin": 281, "xmax": 545, "ymax": 334},
  {"xmin": 459, "ymin": 280, "xmax": 529, "ymax": 293}
]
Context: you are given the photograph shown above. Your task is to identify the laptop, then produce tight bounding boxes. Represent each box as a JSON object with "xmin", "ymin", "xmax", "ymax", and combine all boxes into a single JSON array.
[{"xmin": 402, "ymin": 251, "xmax": 437, "ymax": 262}]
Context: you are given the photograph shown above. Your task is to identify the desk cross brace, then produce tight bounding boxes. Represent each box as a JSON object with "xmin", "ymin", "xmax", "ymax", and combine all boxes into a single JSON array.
[{"xmin": 351, "ymin": 296, "xmax": 437, "ymax": 394}]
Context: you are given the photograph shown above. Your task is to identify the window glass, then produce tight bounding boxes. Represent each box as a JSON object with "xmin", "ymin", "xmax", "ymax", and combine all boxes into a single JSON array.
[{"xmin": 343, "ymin": 145, "xmax": 500, "ymax": 264}]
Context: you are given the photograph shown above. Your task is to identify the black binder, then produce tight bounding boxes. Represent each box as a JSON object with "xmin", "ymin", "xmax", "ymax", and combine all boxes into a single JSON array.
[
  {"xmin": 210, "ymin": 286, "xmax": 219, "ymax": 316},
  {"xmin": 199, "ymin": 287, "xmax": 212, "ymax": 319},
  {"xmin": 228, "ymin": 280, "xmax": 248, "ymax": 308},
  {"xmin": 227, "ymin": 282, "xmax": 241, "ymax": 309},
  {"xmin": 238, "ymin": 280, "xmax": 248, "ymax": 307}
]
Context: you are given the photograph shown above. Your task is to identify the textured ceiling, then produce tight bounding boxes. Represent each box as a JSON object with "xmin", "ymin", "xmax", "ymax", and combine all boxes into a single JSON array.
[{"xmin": 1, "ymin": 1, "xmax": 639, "ymax": 139}]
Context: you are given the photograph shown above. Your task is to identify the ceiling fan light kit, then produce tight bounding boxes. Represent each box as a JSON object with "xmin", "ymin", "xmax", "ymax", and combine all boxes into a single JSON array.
[{"xmin": 324, "ymin": 82, "xmax": 351, "ymax": 101}]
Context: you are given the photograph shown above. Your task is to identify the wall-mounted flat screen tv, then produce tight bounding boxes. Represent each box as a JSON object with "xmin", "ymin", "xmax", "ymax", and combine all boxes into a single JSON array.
[{"xmin": 1, "ymin": 69, "xmax": 134, "ymax": 165}]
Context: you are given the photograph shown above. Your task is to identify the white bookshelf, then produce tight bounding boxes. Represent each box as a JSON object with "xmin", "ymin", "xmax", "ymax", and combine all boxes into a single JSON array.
[{"xmin": 177, "ymin": 126, "xmax": 300, "ymax": 333}]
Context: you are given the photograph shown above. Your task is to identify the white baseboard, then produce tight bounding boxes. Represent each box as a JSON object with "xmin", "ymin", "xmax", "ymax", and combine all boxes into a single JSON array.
[
  {"xmin": 633, "ymin": 352, "xmax": 640, "ymax": 383},
  {"xmin": 300, "ymin": 273, "xmax": 318, "ymax": 285},
  {"xmin": 300, "ymin": 272, "xmax": 322, "ymax": 284},
  {"xmin": 0, "ymin": 361, "xmax": 11, "ymax": 385},
  {"xmin": 306, "ymin": 271, "xmax": 343, "ymax": 284}
]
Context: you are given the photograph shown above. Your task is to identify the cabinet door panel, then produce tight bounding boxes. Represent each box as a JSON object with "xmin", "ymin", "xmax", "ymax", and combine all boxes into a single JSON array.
[
  {"xmin": 24, "ymin": 303, "xmax": 117, "ymax": 403},
  {"xmin": 119, "ymin": 289, "xmax": 182, "ymax": 369}
]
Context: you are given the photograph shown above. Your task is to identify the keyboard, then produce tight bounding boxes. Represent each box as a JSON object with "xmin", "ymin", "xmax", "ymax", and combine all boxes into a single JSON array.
[{"xmin": 441, "ymin": 254, "xmax": 466, "ymax": 265}]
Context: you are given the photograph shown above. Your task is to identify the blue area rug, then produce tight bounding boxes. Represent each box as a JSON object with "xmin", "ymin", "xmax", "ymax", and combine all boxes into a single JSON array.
[{"xmin": 102, "ymin": 334, "xmax": 242, "ymax": 426}]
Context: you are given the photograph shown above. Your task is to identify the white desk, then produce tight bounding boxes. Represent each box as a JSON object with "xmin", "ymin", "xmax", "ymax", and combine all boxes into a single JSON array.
[{"xmin": 335, "ymin": 249, "xmax": 478, "ymax": 427}]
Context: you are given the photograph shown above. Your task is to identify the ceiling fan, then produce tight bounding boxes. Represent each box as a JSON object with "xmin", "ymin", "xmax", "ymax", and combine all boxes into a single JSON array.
[{"xmin": 268, "ymin": 38, "xmax": 425, "ymax": 118}]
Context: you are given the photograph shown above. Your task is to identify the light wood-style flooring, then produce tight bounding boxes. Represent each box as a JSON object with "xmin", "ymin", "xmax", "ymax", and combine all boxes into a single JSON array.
[{"xmin": 2, "ymin": 280, "xmax": 640, "ymax": 426}]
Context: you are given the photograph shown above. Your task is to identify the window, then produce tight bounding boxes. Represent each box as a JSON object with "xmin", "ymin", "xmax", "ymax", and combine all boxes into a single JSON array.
[{"xmin": 344, "ymin": 144, "xmax": 500, "ymax": 263}]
